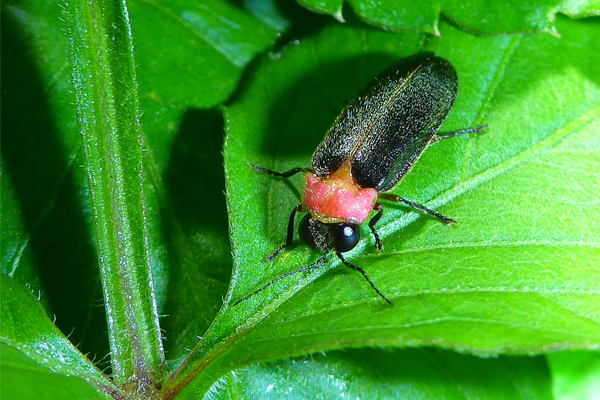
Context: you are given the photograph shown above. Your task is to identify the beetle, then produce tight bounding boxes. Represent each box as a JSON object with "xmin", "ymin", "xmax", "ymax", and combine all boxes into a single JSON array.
[{"xmin": 234, "ymin": 52, "xmax": 487, "ymax": 306}]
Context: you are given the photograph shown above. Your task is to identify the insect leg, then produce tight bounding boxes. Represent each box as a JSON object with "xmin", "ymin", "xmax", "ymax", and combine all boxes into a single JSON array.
[
  {"xmin": 251, "ymin": 164, "xmax": 312, "ymax": 178},
  {"xmin": 431, "ymin": 124, "xmax": 488, "ymax": 144},
  {"xmin": 266, "ymin": 204, "xmax": 304, "ymax": 262},
  {"xmin": 368, "ymin": 203, "xmax": 384, "ymax": 250},
  {"xmin": 378, "ymin": 193, "xmax": 455, "ymax": 226},
  {"xmin": 233, "ymin": 252, "xmax": 329, "ymax": 306},
  {"xmin": 336, "ymin": 253, "xmax": 392, "ymax": 305}
]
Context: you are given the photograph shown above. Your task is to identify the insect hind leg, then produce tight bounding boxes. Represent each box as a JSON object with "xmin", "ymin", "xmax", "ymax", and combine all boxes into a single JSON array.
[{"xmin": 378, "ymin": 193, "xmax": 455, "ymax": 226}]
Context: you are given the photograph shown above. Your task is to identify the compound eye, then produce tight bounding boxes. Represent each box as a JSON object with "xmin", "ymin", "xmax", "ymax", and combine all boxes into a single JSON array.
[
  {"xmin": 333, "ymin": 224, "xmax": 360, "ymax": 253},
  {"xmin": 299, "ymin": 214, "xmax": 320, "ymax": 250}
]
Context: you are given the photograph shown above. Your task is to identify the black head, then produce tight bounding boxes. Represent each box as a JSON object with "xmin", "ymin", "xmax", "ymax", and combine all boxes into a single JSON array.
[{"xmin": 299, "ymin": 214, "xmax": 360, "ymax": 253}]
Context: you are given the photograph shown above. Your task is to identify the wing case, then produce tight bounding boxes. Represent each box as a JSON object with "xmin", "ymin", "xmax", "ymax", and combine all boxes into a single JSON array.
[{"xmin": 311, "ymin": 53, "xmax": 458, "ymax": 192}]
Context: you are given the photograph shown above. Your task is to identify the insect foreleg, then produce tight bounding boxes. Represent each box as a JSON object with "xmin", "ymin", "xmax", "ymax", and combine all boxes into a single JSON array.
[{"xmin": 266, "ymin": 204, "xmax": 305, "ymax": 262}]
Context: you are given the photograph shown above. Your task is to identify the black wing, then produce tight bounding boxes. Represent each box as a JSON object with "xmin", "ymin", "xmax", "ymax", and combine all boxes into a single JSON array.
[{"xmin": 311, "ymin": 53, "xmax": 458, "ymax": 192}]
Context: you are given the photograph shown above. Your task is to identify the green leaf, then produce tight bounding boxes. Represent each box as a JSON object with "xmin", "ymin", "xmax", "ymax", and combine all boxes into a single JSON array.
[
  {"xmin": 297, "ymin": 0, "xmax": 600, "ymax": 35},
  {"xmin": 2, "ymin": 0, "xmax": 112, "ymax": 365},
  {"xmin": 170, "ymin": 14, "xmax": 599, "ymax": 396},
  {"xmin": 297, "ymin": 0, "xmax": 344, "ymax": 22},
  {"xmin": 0, "ymin": 275, "xmax": 115, "ymax": 396},
  {"xmin": 210, "ymin": 348, "xmax": 552, "ymax": 399},
  {"xmin": 128, "ymin": 0, "xmax": 283, "ymax": 170},
  {"xmin": 1, "ymin": 344, "xmax": 110, "ymax": 400},
  {"xmin": 548, "ymin": 352, "xmax": 600, "ymax": 400},
  {"xmin": 3, "ymin": 0, "xmax": 599, "ymax": 397}
]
